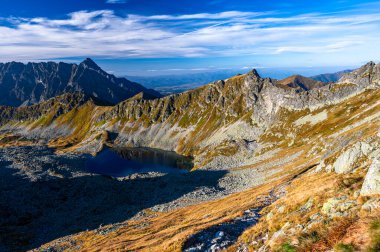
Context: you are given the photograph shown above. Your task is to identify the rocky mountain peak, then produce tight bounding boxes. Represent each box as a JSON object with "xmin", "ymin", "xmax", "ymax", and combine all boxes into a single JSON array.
[
  {"xmin": 80, "ymin": 58, "xmax": 102, "ymax": 71},
  {"xmin": 338, "ymin": 61, "xmax": 380, "ymax": 85},
  {"xmin": 0, "ymin": 59, "xmax": 161, "ymax": 107},
  {"xmin": 247, "ymin": 69, "xmax": 261, "ymax": 80},
  {"xmin": 357, "ymin": 61, "xmax": 376, "ymax": 73}
]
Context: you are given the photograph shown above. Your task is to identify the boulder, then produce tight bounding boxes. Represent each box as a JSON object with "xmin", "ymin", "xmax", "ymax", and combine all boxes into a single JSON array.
[
  {"xmin": 321, "ymin": 196, "xmax": 357, "ymax": 218},
  {"xmin": 360, "ymin": 159, "xmax": 380, "ymax": 196},
  {"xmin": 333, "ymin": 142, "xmax": 372, "ymax": 173},
  {"xmin": 361, "ymin": 198, "xmax": 380, "ymax": 212},
  {"xmin": 299, "ymin": 198, "xmax": 314, "ymax": 212}
]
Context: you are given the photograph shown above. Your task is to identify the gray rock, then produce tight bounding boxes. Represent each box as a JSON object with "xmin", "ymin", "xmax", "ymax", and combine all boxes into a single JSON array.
[
  {"xmin": 361, "ymin": 198, "xmax": 380, "ymax": 212},
  {"xmin": 361, "ymin": 158, "xmax": 380, "ymax": 196},
  {"xmin": 333, "ymin": 142, "xmax": 372, "ymax": 173},
  {"xmin": 299, "ymin": 198, "xmax": 314, "ymax": 212},
  {"xmin": 321, "ymin": 196, "xmax": 357, "ymax": 218}
]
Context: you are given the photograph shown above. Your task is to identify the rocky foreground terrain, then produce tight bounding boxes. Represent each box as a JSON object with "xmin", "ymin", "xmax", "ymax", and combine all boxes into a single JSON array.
[{"xmin": 0, "ymin": 61, "xmax": 379, "ymax": 251}]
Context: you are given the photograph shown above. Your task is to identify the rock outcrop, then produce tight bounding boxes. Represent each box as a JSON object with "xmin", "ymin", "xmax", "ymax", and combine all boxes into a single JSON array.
[
  {"xmin": 361, "ymin": 158, "xmax": 380, "ymax": 196},
  {"xmin": 333, "ymin": 141, "xmax": 373, "ymax": 173}
]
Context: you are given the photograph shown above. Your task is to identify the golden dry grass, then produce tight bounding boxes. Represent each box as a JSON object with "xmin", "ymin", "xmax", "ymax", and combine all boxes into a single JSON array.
[{"xmin": 1, "ymin": 77, "xmax": 374, "ymax": 252}]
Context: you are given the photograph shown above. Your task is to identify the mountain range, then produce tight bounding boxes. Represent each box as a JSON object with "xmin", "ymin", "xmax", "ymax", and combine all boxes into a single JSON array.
[
  {"xmin": 128, "ymin": 69, "xmax": 352, "ymax": 95},
  {"xmin": 0, "ymin": 60, "xmax": 379, "ymax": 251},
  {"xmin": 276, "ymin": 74, "xmax": 326, "ymax": 91},
  {"xmin": 0, "ymin": 58, "xmax": 353, "ymax": 105},
  {"xmin": 0, "ymin": 58, "xmax": 161, "ymax": 107},
  {"xmin": 311, "ymin": 69, "xmax": 352, "ymax": 82}
]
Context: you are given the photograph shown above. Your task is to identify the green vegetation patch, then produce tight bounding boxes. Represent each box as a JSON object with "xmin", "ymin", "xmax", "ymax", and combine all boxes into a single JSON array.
[
  {"xmin": 368, "ymin": 219, "xmax": 380, "ymax": 252},
  {"xmin": 334, "ymin": 243, "xmax": 355, "ymax": 252},
  {"xmin": 279, "ymin": 242, "xmax": 296, "ymax": 252}
]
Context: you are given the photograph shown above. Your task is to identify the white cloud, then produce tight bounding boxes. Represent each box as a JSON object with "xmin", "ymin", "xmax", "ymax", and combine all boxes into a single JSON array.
[
  {"xmin": 0, "ymin": 9, "xmax": 379, "ymax": 65},
  {"xmin": 143, "ymin": 11, "xmax": 267, "ymax": 20},
  {"xmin": 106, "ymin": 0, "xmax": 128, "ymax": 3}
]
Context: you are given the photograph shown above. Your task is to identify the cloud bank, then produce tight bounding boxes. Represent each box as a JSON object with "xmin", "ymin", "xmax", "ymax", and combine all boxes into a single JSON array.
[{"xmin": 0, "ymin": 7, "xmax": 379, "ymax": 64}]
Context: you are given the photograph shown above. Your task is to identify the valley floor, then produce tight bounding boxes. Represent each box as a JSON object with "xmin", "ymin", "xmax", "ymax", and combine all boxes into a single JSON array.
[
  {"xmin": 0, "ymin": 145, "xmax": 279, "ymax": 251},
  {"xmin": 2, "ymin": 135, "xmax": 379, "ymax": 252}
]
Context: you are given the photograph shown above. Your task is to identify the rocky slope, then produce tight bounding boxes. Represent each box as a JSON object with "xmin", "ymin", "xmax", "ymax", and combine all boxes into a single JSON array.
[
  {"xmin": 0, "ymin": 62, "xmax": 379, "ymax": 167},
  {"xmin": 0, "ymin": 58, "xmax": 161, "ymax": 106},
  {"xmin": 0, "ymin": 61, "xmax": 379, "ymax": 251}
]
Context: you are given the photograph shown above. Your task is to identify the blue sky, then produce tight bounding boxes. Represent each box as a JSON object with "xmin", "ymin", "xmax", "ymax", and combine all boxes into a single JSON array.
[{"xmin": 1, "ymin": 0, "xmax": 380, "ymax": 76}]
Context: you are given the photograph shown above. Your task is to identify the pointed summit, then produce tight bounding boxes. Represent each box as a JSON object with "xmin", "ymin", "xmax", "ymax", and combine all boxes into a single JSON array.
[
  {"xmin": 350, "ymin": 61, "xmax": 376, "ymax": 76},
  {"xmin": 335, "ymin": 61, "xmax": 380, "ymax": 84},
  {"xmin": 248, "ymin": 69, "xmax": 260, "ymax": 77},
  {"xmin": 0, "ymin": 59, "xmax": 162, "ymax": 106},
  {"xmin": 246, "ymin": 69, "xmax": 261, "ymax": 83},
  {"xmin": 80, "ymin": 58, "xmax": 101, "ymax": 71}
]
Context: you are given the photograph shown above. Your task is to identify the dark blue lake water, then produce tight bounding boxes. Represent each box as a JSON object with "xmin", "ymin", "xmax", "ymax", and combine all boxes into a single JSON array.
[{"xmin": 85, "ymin": 147, "xmax": 193, "ymax": 177}]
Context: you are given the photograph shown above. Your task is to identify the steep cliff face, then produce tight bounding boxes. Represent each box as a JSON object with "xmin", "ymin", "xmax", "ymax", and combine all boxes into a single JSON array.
[{"xmin": 0, "ymin": 58, "xmax": 161, "ymax": 106}]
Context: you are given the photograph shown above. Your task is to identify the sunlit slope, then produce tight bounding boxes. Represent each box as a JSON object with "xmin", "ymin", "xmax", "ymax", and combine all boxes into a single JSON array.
[
  {"xmin": 33, "ymin": 74, "xmax": 380, "ymax": 251},
  {"xmin": 1, "ymin": 62, "xmax": 379, "ymax": 171}
]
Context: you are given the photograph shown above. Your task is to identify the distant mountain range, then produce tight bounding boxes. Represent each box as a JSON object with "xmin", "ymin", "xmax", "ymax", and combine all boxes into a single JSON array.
[
  {"xmin": 127, "ymin": 69, "xmax": 352, "ymax": 95},
  {"xmin": 0, "ymin": 58, "xmax": 161, "ymax": 107},
  {"xmin": 0, "ymin": 57, "xmax": 352, "ymax": 107},
  {"xmin": 276, "ymin": 75, "xmax": 326, "ymax": 91},
  {"xmin": 310, "ymin": 69, "xmax": 352, "ymax": 82},
  {"xmin": 126, "ymin": 70, "xmax": 240, "ymax": 95}
]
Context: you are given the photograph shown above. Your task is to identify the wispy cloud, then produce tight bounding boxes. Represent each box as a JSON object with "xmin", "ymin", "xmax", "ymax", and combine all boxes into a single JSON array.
[
  {"xmin": 106, "ymin": 0, "xmax": 128, "ymax": 4},
  {"xmin": 142, "ymin": 11, "xmax": 267, "ymax": 20},
  {"xmin": 0, "ymin": 8, "xmax": 379, "ymax": 65}
]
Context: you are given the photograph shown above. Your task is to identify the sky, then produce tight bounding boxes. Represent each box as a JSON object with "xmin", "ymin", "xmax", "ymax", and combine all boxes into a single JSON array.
[{"xmin": 1, "ymin": 0, "xmax": 380, "ymax": 76}]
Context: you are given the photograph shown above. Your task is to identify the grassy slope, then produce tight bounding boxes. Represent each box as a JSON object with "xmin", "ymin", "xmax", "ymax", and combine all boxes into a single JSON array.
[
  {"xmin": 1, "ymin": 74, "xmax": 255, "ymax": 164},
  {"xmin": 33, "ymin": 86, "xmax": 380, "ymax": 251},
  {"xmin": 1, "ymin": 64, "xmax": 379, "ymax": 251}
]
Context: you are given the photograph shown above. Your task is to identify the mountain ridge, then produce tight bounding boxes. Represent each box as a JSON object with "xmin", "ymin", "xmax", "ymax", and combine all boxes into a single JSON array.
[
  {"xmin": 1, "ymin": 61, "xmax": 380, "ymax": 251},
  {"xmin": 276, "ymin": 74, "xmax": 326, "ymax": 91},
  {"xmin": 0, "ymin": 58, "xmax": 161, "ymax": 107},
  {"xmin": 311, "ymin": 69, "xmax": 352, "ymax": 82},
  {"xmin": 1, "ymin": 61, "xmax": 379, "ymax": 166}
]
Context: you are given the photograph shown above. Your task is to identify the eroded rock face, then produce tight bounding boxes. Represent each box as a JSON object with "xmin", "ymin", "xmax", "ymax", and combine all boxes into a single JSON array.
[
  {"xmin": 333, "ymin": 142, "xmax": 372, "ymax": 174},
  {"xmin": 361, "ymin": 158, "xmax": 380, "ymax": 196}
]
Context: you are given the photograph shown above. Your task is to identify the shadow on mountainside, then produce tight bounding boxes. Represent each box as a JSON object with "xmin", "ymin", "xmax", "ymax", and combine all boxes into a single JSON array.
[{"xmin": 0, "ymin": 151, "xmax": 226, "ymax": 252}]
